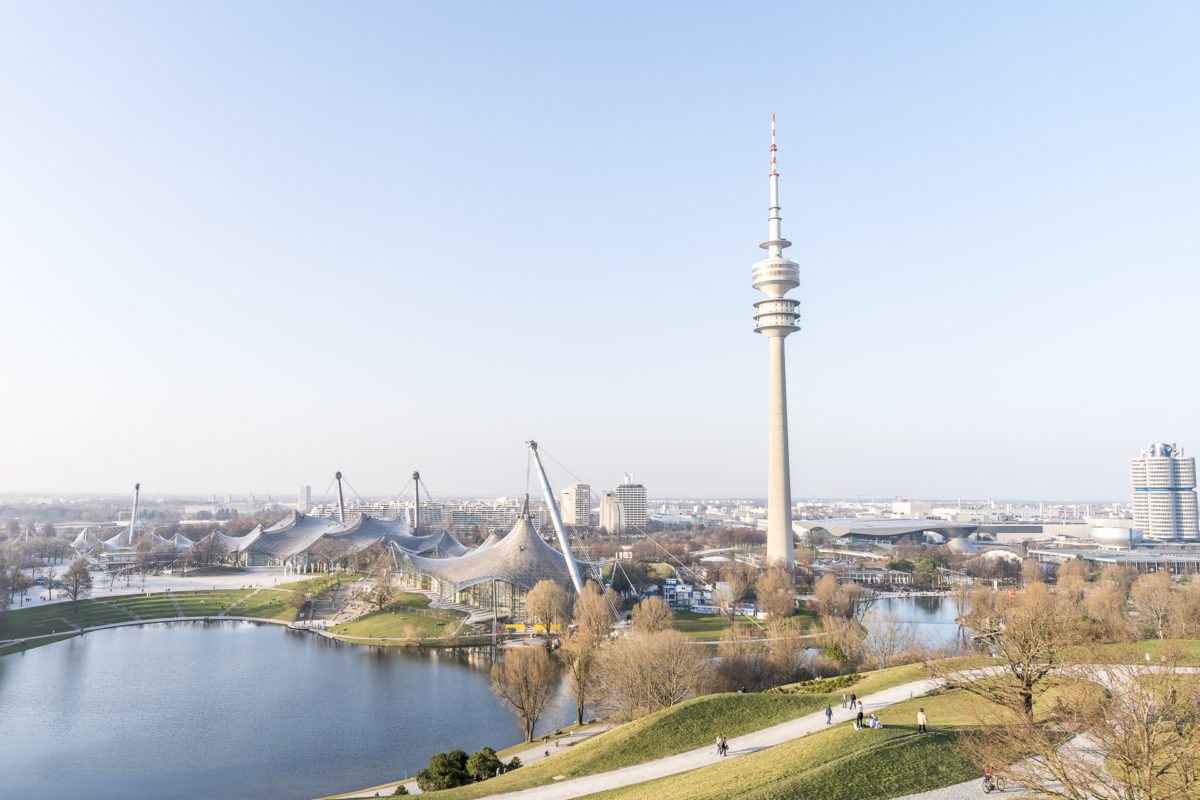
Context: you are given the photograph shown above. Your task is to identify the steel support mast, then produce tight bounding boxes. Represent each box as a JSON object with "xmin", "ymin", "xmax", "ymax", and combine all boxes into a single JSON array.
[
  {"xmin": 128, "ymin": 482, "xmax": 141, "ymax": 547},
  {"xmin": 526, "ymin": 440, "xmax": 585, "ymax": 593},
  {"xmin": 335, "ymin": 471, "xmax": 347, "ymax": 524},
  {"xmin": 412, "ymin": 471, "xmax": 421, "ymax": 535}
]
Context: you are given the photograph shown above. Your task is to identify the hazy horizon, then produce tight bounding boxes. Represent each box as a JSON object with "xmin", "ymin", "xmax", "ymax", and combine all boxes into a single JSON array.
[{"xmin": 2, "ymin": 3, "xmax": 1197, "ymax": 500}]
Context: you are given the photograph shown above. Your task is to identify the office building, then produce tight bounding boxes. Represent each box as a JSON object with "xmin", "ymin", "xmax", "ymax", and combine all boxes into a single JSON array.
[
  {"xmin": 560, "ymin": 482, "xmax": 591, "ymax": 526},
  {"xmin": 614, "ymin": 473, "xmax": 647, "ymax": 531},
  {"xmin": 297, "ymin": 485, "xmax": 311, "ymax": 513},
  {"xmin": 1131, "ymin": 442, "xmax": 1199, "ymax": 540},
  {"xmin": 599, "ymin": 490, "xmax": 623, "ymax": 533}
]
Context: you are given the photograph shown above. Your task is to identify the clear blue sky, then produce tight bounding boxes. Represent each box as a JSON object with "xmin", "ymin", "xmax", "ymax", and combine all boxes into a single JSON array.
[{"xmin": 1, "ymin": 2, "xmax": 1197, "ymax": 501}]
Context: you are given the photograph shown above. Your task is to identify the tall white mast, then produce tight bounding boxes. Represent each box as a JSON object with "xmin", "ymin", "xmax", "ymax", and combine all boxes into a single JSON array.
[
  {"xmin": 526, "ymin": 441, "xmax": 585, "ymax": 593},
  {"xmin": 127, "ymin": 482, "xmax": 141, "ymax": 548},
  {"xmin": 335, "ymin": 471, "xmax": 346, "ymax": 524},
  {"xmin": 751, "ymin": 114, "xmax": 799, "ymax": 570}
]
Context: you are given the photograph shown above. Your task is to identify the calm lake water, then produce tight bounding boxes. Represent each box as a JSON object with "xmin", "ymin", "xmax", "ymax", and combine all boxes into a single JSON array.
[
  {"xmin": 0, "ymin": 622, "xmax": 573, "ymax": 800},
  {"xmin": 872, "ymin": 595, "xmax": 966, "ymax": 651}
]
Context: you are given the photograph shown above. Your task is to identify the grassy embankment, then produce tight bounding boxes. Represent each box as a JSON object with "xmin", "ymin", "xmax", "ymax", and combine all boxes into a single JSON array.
[
  {"xmin": 387, "ymin": 692, "xmax": 835, "ymax": 800},
  {"xmin": 327, "ymin": 590, "xmax": 471, "ymax": 644},
  {"xmin": 583, "ymin": 689, "xmax": 987, "ymax": 800},
  {"xmin": 672, "ymin": 607, "xmax": 820, "ymax": 642},
  {"xmin": 373, "ymin": 657, "xmax": 1029, "ymax": 800},
  {"xmin": 0, "ymin": 586, "xmax": 303, "ymax": 655}
]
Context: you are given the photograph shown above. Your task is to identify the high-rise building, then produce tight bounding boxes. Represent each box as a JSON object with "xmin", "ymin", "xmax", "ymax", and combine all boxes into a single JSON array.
[
  {"xmin": 615, "ymin": 473, "xmax": 647, "ymax": 531},
  {"xmin": 751, "ymin": 115, "xmax": 798, "ymax": 569},
  {"xmin": 297, "ymin": 484, "xmax": 311, "ymax": 513},
  {"xmin": 1131, "ymin": 442, "xmax": 1198, "ymax": 540},
  {"xmin": 599, "ymin": 490, "xmax": 624, "ymax": 534},
  {"xmin": 560, "ymin": 482, "xmax": 591, "ymax": 526}
]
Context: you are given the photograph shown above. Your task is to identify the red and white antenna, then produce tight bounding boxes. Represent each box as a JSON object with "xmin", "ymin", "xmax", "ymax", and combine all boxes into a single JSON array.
[{"xmin": 770, "ymin": 113, "xmax": 778, "ymax": 176}]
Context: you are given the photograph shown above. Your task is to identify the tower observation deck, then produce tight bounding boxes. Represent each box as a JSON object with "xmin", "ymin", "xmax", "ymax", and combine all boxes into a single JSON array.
[{"xmin": 753, "ymin": 114, "xmax": 798, "ymax": 569}]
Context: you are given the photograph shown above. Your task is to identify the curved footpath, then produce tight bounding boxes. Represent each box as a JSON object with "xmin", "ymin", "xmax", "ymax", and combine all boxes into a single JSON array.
[
  {"xmin": 438, "ymin": 665, "xmax": 1197, "ymax": 800},
  {"xmin": 336, "ymin": 676, "xmax": 942, "ymax": 800}
]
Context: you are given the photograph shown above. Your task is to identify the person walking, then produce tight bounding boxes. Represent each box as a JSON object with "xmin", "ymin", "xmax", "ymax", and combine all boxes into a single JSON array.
[
  {"xmin": 917, "ymin": 707, "xmax": 928, "ymax": 734},
  {"xmin": 841, "ymin": 692, "xmax": 847, "ymax": 709},
  {"xmin": 849, "ymin": 691, "xmax": 857, "ymax": 708},
  {"xmin": 856, "ymin": 705, "xmax": 864, "ymax": 730},
  {"xmin": 825, "ymin": 704, "xmax": 833, "ymax": 724}
]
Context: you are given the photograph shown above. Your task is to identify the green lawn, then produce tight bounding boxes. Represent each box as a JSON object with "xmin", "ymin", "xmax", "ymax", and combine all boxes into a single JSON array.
[
  {"xmin": 672, "ymin": 611, "xmax": 764, "ymax": 641},
  {"xmin": 61, "ymin": 601, "xmax": 140, "ymax": 627},
  {"xmin": 672, "ymin": 608, "xmax": 818, "ymax": 642},
  {"xmin": 174, "ymin": 589, "xmax": 253, "ymax": 617},
  {"xmin": 332, "ymin": 592, "xmax": 467, "ymax": 640},
  {"xmin": 418, "ymin": 692, "xmax": 833, "ymax": 800},
  {"xmin": 232, "ymin": 589, "xmax": 297, "ymax": 621},
  {"xmin": 582, "ymin": 691, "xmax": 989, "ymax": 800},
  {"xmin": 111, "ymin": 595, "xmax": 182, "ymax": 620},
  {"xmin": 0, "ymin": 594, "xmax": 152, "ymax": 638},
  {"xmin": 335, "ymin": 610, "xmax": 455, "ymax": 639},
  {"xmin": 1093, "ymin": 639, "xmax": 1200, "ymax": 664}
]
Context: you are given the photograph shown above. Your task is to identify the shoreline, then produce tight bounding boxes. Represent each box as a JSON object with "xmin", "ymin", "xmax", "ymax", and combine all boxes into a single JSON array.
[{"xmin": 1, "ymin": 614, "xmax": 500, "ymax": 653}]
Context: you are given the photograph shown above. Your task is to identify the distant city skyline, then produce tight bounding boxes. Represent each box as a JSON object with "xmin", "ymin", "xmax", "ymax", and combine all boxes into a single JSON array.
[{"xmin": 2, "ymin": 3, "xmax": 1198, "ymax": 500}]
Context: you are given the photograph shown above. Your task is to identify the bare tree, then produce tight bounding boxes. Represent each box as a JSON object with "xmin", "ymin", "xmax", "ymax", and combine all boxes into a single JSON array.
[
  {"xmin": 719, "ymin": 562, "xmax": 757, "ymax": 626},
  {"xmin": 959, "ymin": 647, "xmax": 1200, "ymax": 800},
  {"xmin": 932, "ymin": 582, "xmax": 1079, "ymax": 716},
  {"xmin": 558, "ymin": 632, "xmax": 600, "ymax": 726},
  {"xmin": 60, "ymin": 559, "xmax": 93, "ymax": 612},
  {"xmin": 594, "ymin": 630, "xmax": 707, "ymax": 720},
  {"xmin": 1021, "ymin": 558, "xmax": 1047, "ymax": 586},
  {"xmin": 1175, "ymin": 577, "xmax": 1200, "ymax": 637},
  {"xmin": 809, "ymin": 573, "xmax": 841, "ymax": 618},
  {"xmin": 573, "ymin": 580, "xmax": 616, "ymax": 638},
  {"xmin": 1130, "ymin": 571, "xmax": 1174, "ymax": 640},
  {"xmin": 859, "ymin": 609, "xmax": 916, "ymax": 670},
  {"xmin": 44, "ymin": 566, "xmax": 57, "ymax": 600},
  {"xmin": 807, "ymin": 573, "xmax": 872, "ymax": 622},
  {"xmin": 1082, "ymin": 582, "xmax": 1130, "ymax": 640},
  {"xmin": 630, "ymin": 595, "xmax": 674, "ymax": 633},
  {"xmin": 490, "ymin": 646, "xmax": 561, "ymax": 742},
  {"xmin": 1057, "ymin": 556, "xmax": 1093, "ymax": 584},
  {"xmin": 525, "ymin": 579, "xmax": 571, "ymax": 634},
  {"xmin": 755, "ymin": 566, "xmax": 795, "ymax": 623},
  {"xmin": 8, "ymin": 566, "xmax": 32, "ymax": 605},
  {"xmin": 368, "ymin": 568, "xmax": 397, "ymax": 611}
]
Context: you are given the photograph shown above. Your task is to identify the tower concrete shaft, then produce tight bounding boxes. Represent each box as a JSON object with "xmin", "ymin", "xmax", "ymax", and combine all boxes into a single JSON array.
[
  {"xmin": 766, "ymin": 335, "xmax": 794, "ymax": 567},
  {"xmin": 752, "ymin": 114, "xmax": 798, "ymax": 569}
]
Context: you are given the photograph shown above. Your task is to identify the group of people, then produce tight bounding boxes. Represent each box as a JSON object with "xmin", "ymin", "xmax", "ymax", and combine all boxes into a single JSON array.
[
  {"xmin": 835, "ymin": 691, "xmax": 929, "ymax": 733},
  {"xmin": 721, "ymin": 690, "xmax": 932, "ymax": 762}
]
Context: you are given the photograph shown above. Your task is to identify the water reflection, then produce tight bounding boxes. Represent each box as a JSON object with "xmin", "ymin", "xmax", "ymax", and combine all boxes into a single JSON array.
[
  {"xmin": 0, "ymin": 621, "xmax": 573, "ymax": 800},
  {"xmin": 872, "ymin": 595, "xmax": 966, "ymax": 651}
]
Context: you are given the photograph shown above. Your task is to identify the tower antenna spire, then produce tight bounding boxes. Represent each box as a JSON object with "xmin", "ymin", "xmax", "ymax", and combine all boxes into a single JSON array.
[
  {"xmin": 751, "ymin": 112, "xmax": 800, "ymax": 570},
  {"xmin": 770, "ymin": 112, "xmax": 778, "ymax": 176}
]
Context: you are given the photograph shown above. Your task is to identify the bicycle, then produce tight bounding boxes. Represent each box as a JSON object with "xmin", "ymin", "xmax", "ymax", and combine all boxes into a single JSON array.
[{"xmin": 982, "ymin": 773, "xmax": 1005, "ymax": 793}]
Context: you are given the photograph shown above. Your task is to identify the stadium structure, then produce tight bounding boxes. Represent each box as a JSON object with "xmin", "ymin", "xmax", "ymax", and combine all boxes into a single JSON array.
[{"xmin": 70, "ymin": 444, "xmax": 593, "ymax": 622}]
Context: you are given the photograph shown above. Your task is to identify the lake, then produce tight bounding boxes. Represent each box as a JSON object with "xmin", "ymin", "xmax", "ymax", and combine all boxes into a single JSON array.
[
  {"xmin": 0, "ymin": 621, "xmax": 574, "ymax": 800},
  {"xmin": 871, "ymin": 594, "xmax": 967, "ymax": 651}
]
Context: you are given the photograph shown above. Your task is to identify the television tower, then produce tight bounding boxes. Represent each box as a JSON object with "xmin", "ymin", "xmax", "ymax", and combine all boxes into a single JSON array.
[{"xmin": 752, "ymin": 114, "xmax": 799, "ymax": 569}]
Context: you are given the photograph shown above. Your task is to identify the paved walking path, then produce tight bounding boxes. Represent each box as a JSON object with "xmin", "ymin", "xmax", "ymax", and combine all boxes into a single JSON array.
[
  {"xmin": 329, "ymin": 727, "xmax": 617, "ymax": 799},
  {"xmin": 888, "ymin": 774, "xmax": 999, "ymax": 800},
  {"xmin": 471, "ymin": 677, "xmax": 940, "ymax": 800},
  {"xmin": 329, "ymin": 677, "xmax": 941, "ymax": 800}
]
